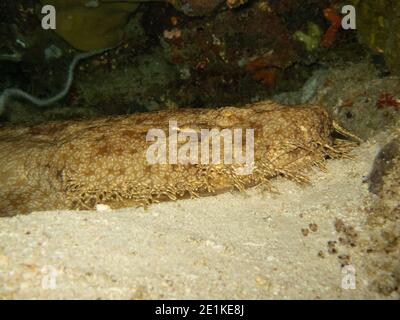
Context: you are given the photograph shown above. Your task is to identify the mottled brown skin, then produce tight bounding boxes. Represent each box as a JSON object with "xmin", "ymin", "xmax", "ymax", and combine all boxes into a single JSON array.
[{"xmin": 0, "ymin": 101, "xmax": 353, "ymax": 216}]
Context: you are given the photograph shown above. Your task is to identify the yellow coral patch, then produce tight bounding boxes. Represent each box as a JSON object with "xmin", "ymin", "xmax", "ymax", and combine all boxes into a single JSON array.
[{"xmin": 40, "ymin": 0, "xmax": 140, "ymax": 51}]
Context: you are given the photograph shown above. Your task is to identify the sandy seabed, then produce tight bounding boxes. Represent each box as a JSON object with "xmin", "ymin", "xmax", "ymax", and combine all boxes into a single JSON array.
[{"xmin": 0, "ymin": 129, "xmax": 398, "ymax": 300}]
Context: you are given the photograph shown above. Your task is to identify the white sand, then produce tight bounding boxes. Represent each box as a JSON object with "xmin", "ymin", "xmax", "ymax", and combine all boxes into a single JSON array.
[{"xmin": 0, "ymin": 136, "xmax": 396, "ymax": 299}]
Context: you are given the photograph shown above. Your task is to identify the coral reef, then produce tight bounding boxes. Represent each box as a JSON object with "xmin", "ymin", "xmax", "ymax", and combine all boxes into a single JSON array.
[
  {"xmin": 275, "ymin": 60, "xmax": 400, "ymax": 140},
  {"xmin": 1, "ymin": 0, "xmax": 371, "ymax": 123},
  {"xmin": 0, "ymin": 101, "xmax": 356, "ymax": 216},
  {"xmin": 75, "ymin": 48, "xmax": 178, "ymax": 113},
  {"xmin": 158, "ymin": 1, "xmax": 300, "ymax": 104},
  {"xmin": 352, "ymin": 0, "xmax": 400, "ymax": 74},
  {"xmin": 169, "ymin": 0, "xmax": 226, "ymax": 16}
]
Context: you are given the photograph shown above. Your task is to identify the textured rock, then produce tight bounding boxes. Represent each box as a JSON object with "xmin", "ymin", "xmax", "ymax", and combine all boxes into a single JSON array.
[
  {"xmin": 168, "ymin": 0, "xmax": 227, "ymax": 16},
  {"xmin": 364, "ymin": 134, "xmax": 400, "ymax": 297}
]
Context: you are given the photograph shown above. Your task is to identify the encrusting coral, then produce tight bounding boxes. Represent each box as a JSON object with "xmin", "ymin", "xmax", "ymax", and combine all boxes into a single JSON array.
[
  {"xmin": 0, "ymin": 101, "xmax": 358, "ymax": 216},
  {"xmin": 293, "ymin": 22, "xmax": 322, "ymax": 52},
  {"xmin": 39, "ymin": 0, "xmax": 140, "ymax": 51}
]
